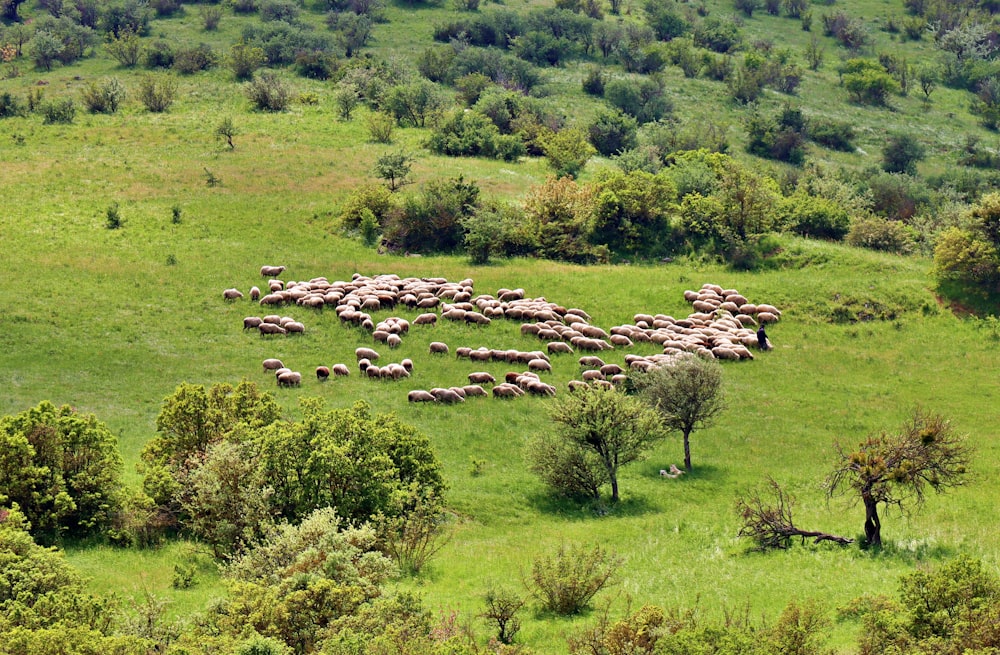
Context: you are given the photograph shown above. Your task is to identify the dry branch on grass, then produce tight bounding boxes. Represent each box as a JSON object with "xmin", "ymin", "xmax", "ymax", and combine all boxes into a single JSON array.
[{"xmin": 736, "ymin": 477, "xmax": 852, "ymax": 551}]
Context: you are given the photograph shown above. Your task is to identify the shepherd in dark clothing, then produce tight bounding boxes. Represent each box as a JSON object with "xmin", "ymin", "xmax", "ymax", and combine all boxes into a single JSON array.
[{"xmin": 757, "ymin": 325, "xmax": 772, "ymax": 351}]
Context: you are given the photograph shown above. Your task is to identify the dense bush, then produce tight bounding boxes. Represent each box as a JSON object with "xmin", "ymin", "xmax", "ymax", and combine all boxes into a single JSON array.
[
  {"xmin": 80, "ymin": 77, "xmax": 126, "ymax": 113},
  {"xmin": 588, "ymin": 107, "xmax": 638, "ymax": 156},
  {"xmin": 589, "ymin": 168, "xmax": 677, "ymax": 256},
  {"xmin": 0, "ymin": 91, "xmax": 26, "ymax": 118},
  {"xmin": 744, "ymin": 105, "xmax": 807, "ymax": 164},
  {"xmin": 41, "ymin": 97, "xmax": 76, "ymax": 124},
  {"xmin": 143, "ymin": 40, "xmax": 175, "ymax": 68},
  {"xmin": 847, "ymin": 215, "xmax": 916, "ymax": 253},
  {"xmin": 523, "ymin": 176, "xmax": 606, "ymax": 263},
  {"xmin": 242, "ymin": 22, "xmax": 335, "ymax": 65},
  {"xmin": 383, "ymin": 80, "xmax": 446, "ymax": 127},
  {"xmin": 340, "ymin": 183, "xmax": 396, "ymax": 230},
  {"xmin": 807, "ymin": 117, "xmax": 855, "ymax": 151},
  {"xmin": 245, "ymin": 71, "xmax": 290, "ymax": 111},
  {"xmin": 842, "ymin": 58, "xmax": 899, "ymax": 105},
  {"xmin": 462, "ymin": 200, "xmax": 539, "ymax": 264},
  {"xmin": 447, "ymin": 47, "xmax": 541, "ymax": 93},
  {"xmin": 137, "ymin": 73, "xmax": 177, "ymax": 112},
  {"xmin": 382, "ymin": 176, "xmax": 480, "ymax": 253},
  {"xmin": 781, "ymin": 190, "xmax": 851, "ymax": 239},
  {"xmin": 882, "ymin": 132, "xmax": 926, "ymax": 175},
  {"xmin": 529, "ymin": 544, "xmax": 621, "ymax": 614},
  {"xmin": 604, "ymin": 76, "xmax": 671, "ymax": 124},
  {"xmin": 0, "ymin": 402, "xmax": 124, "ymax": 543},
  {"xmin": 692, "ymin": 16, "xmax": 741, "ymax": 52},
  {"xmin": 426, "ymin": 109, "xmax": 524, "ymax": 161},
  {"xmin": 173, "ymin": 43, "xmax": 217, "ymax": 74}
]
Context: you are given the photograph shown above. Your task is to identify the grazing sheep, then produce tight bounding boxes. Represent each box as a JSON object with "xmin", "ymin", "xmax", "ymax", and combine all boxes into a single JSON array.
[
  {"xmin": 223, "ymin": 288, "xmax": 244, "ymax": 300},
  {"xmin": 408, "ymin": 390, "xmax": 437, "ymax": 403},
  {"xmin": 268, "ymin": 280, "xmax": 284, "ymax": 292},
  {"xmin": 285, "ymin": 321, "xmax": 305, "ymax": 334},
  {"xmin": 611, "ymin": 374, "xmax": 628, "ymax": 386},
  {"xmin": 387, "ymin": 334, "xmax": 402, "ymax": 349},
  {"xmin": 332, "ymin": 364, "xmax": 350, "ymax": 377},
  {"xmin": 356, "ymin": 347, "xmax": 380, "ymax": 362},
  {"xmin": 431, "ymin": 388, "xmax": 464, "ymax": 403},
  {"xmin": 462, "ymin": 384, "xmax": 488, "ymax": 397},
  {"xmin": 277, "ymin": 371, "xmax": 302, "ymax": 387},
  {"xmin": 358, "ymin": 358, "xmax": 371, "ymax": 372},
  {"xmin": 429, "ymin": 342, "xmax": 450, "ymax": 355},
  {"xmin": 610, "ymin": 334, "xmax": 633, "ymax": 348},
  {"xmin": 244, "ymin": 317, "xmax": 263, "ymax": 330},
  {"xmin": 757, "ymin": 311, "xmax": 778, "ymax": 324},
  {"xmin": 493, "ymin": 383, "xmax": 523, "ymax": 398},
  {"xmin": 468, "ymin": 372, "xmax": 496, "ymax": 385},
  {"xmin": 366, "ymin": 365, "xmax": 382, "ymax": 379},
  {"xmin": 547, "ymin": 342, "xmax": 573, "ymax": 355},
  {"xmin": 455, "ymin": 347, "xmax": 472, "ymax": 359},
  {"xmin": 568, "ymin": 380, "xmax": 589, "ymax": 393},
  {"xmin": 373, "ymin": 330, "xmax": 390, "ymax": 343},
  {"xmin": 249, "ymin": 286, "xmax": 261, "ymax": 301},
  {"xmin": 316, "ymin": 366, "xmax": 331, "ymax": 381},
  {"xmin": 263, "ymin": 358, "xmax": 284, "ymax": 372},
  {"xmin": 401, "ymin": 358, "xmax": 413, "ymax": 373},
  {"xmin": 469, "ymin": 349, "xmax": 492, "ymax": 362},
  {"xmin": 259, "ymin": 323, "xmax": 287, "ymax": 335},
  {"xmin": 528, "ymin": 359, "xmax": 552, "ymax": 373},
  {"xmin": 600, "ymin": 363, "xmax": 624, "ymax": 376},
  {"xmin": 592, "ymin": 379, "xmax": 614, "ymax": 390},
  {"xmin": 579, "ymin": 356, "xmax": 605, "ymax": 368},
  {"xmin": 582, "ymin": 369, "xmax": 606, "ymax": 382},
  {"xmin": 262, "ymin": 315, "xmax": 282, "ymax": 324},
  {"xmin": 261, "ymin": 265, "xmax": 286, "ymax": 277}
]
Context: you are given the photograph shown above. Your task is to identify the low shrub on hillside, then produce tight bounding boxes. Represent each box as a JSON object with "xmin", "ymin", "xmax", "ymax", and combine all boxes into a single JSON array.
[
  {"xmin": 245, "ymin": 72, "xmax": 290, "ymax": 111},
  {"xmin": 847, "ymin": 215, "xmax": 916, "ymax": 254},
  {"xmin": 529, "ymin": 544, "xmax": 621, "ymax": 615}
]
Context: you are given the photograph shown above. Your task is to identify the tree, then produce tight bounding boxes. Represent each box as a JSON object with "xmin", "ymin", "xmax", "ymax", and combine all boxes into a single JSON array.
[
  {"xmin": 529, "ymin": 543, "xmax": 621, "ymax": 614},
  {"xmin": 480, "ymin": 586, "xmax": 526, "ymax": 644},
  {"xmin": 588, "ymin": 107, "xmax": 638, "ymax": 157},
  {"xmin": 1, "ymin": 0, "xmax": 26, "ymax": 20},
  {"xmin": 227, "ymin": 41, "xmax": 265, "ymax": 81},
  {"xmin": 826, "ymin": 409, "xmax": 971, "ymax": 547},
  {"xmin": 633, "ymin": 355, "xmax": 725, "ymax": 471},
  {"xmin": 106, "ymin": 28, "xmax": 142, "ymax": 67},
  {"xmin": 842, "ymin": 59, "xmax": 899, "ymax": 105},
  {"xmin": 0, "ymin": 402, "xmax": 124, "ymax": 543},
  {"xmin": 541, "ymin": 127, "xmax": 595, "ymax": 179},
  {"xmin": 882, "ymin": 132, "xmax": 925, "ymax": 175},
  {"xmin": 544, "ymin": 386, "xmax": 665, "ymax": 502},
  {"xmin": 245, "ymin": 71, "xmax": 290, "ymax": 111},
  {"xmin": 589, "ymin": 168, "xmax": 676, "ymax": 257},
  {"xmin": 216, "ymin": 116, "xmax": 238, "ymax": 149},
  {"xmin": 736, "ymin": 477, "xmax": 853, "ymax": 551},
  {"xmin": 373, "ymin": 150, "xmax": 414, "ymax": 191}
]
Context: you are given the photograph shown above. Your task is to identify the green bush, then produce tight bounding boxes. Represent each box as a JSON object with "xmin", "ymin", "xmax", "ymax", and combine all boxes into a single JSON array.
[
  {"xmin": 41, "ymin": 98, "xmax": 76, "ymax": 124},
  {"xmin": 807, "ymin": 117, "xmax": 855, "ymax": 151},
  {"xmin": 340, "ymin": 183, "xmax": 396, "ymax": 230},
  {"xmin": 588, "ymin": 107, "xmax": 638, "ymax": 156},
  {"xmin": 0, "ymin": 92, "xmax": 26, "ymax": 118},
  {"xmin": 245, "ymin": 72, "xmax": 290, "ymax": 111},
  {"xmin": 781, "ymin": 190, "xmax": 850, "ymax": 240},
  {"xmin": 228, "ymin": 42, "xmax": 265, "ymax": 81},
  {"xmin": 529, "ymin": 543, "xmax": 621, "ymax": 614},
  {"xmin": 80, "ymin": 77, "xmax": 126, "ymax": 114},
  {"xmin": 847, "ymin": 215, "xmax": 916, "ymax": 254},
  {"xmin": 426, "ymin": 109, "xmax": 524, "ymax": 161},
  {"xmin": 172, "ymin": 43, "xmax": 217, "ymax": 74},
  {"xmin": 382, "ymin": 176, "xmax": 479, "ymax": 253},
  {"xmin": 137, "ymin": 74, "xmax": 177, "ymax": 112}
]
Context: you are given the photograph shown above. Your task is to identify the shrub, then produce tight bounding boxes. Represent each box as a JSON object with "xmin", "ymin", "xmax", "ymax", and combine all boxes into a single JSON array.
[
  {"xmin": 427, "ymin": 110, "xmax": 524, "ymax": 161},
  {"xmin": 847, "ymin": 215, "xmax": 915, "ymax": 254},
  {"xmin": 529, "ymin": 544, "xmax": 621, "ymax": 614},
  {"xmin": 245, "ymin": 72, "xmax": 290, "ymax": 111},
  {"xmin": 373, "ymin": 150, "xmax": 415, "ymax": 192},
  {"xmin": 260, "ymin": 0, "xmax": 300, "ymax": 22},
  {"xmin": 542, "ymin": 127, "xmax": 595, "ymax": 178},
  {"xmin": 150, "ymin": 0, "xmax": 181, "ymax": 17},
  {"xmin": 173, "ymin": 44, "xmax": 217, "ymax": 74},
  {"xmin": 588, "ymin": 107, "xmax": 638, "ymax": 156},
  {"xmin": 842, "ymin": 58, "xmax": 899, "ymax": 105},
  {"xmin": 144, "ymin": 40, "xmax": 175, "ymax": 68},
  {"xmin": 137, "ymin": 74, "xmax": 177, "ymax": 112},
  {"xmin": 340, "ymin": 183, "xmax": 396, "ymax": 230},
  {"xmin": 461, "ymin": 200, "xmax": 538, "ymax": 264},
  {"xmin": 692, "ymin": 16, "xmax": 741, "ymax": 53},
  {"xmin": 582, "ymin": 66, "xmax": 605, "ymax": 96},
  {"xmin": 807, "ymin": 117, "xmax": 855, "ymax": 151},
  {"xmin": 882, "ymin": 132, "xmax": 925, "ymax": 174},
  {"xmin": 455, "ymin": 72, "xmax": 493, "ymax": 105},
  {"xmin": 782, "ymin": 190, "xmax": 850, "ymax": 239},
  {"xmin": 934, "ymin": 226, "xmax": 1000, "ymax": 286},
  {"xmin": 0, "ymin": 91, "xmax": 25, "ymax": 118},
  {"xmin": 201, "ymin": 5, "xmax": 222, "ymax": 30},
  {"xmin": 604, "ymin": 76, "xmax": 671, "ymax": 124},
  {"xmin": 231, "ymin": 0, "xmax": 258, "ymax": 13},
  {"xmin": 106, "ymin": 28, "xmax": 142, "ymax": 67},
  {"xmin": 376, "ymin": 496, "xmax": 451, "ymax": 575},
  {"xmin": 366, "ymin": 111, "xmax": 395, "ymax": 143},
  {"xmin": 383, "ymin": 80, "xmax": 446, "ymax": 128},
  {"xmin": 41, "ymin": 98, "xmax": 76, "ymax": 124},
  {"xmin": 80, "ymin": 77, "xmax": 126, "ymax": 114},
  {"xmin": 228, "ymin": 41, "xmax": 265, "ymax": 81}
]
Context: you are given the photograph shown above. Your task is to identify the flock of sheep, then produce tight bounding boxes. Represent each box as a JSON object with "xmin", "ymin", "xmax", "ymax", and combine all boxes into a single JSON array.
[{"xmin": 222, "ymin": 267, "xmax": 781, "ymax": 402}]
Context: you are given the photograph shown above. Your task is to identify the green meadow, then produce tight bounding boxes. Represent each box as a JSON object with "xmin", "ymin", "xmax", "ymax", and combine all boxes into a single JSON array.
[{"xmin": 3, "ymin": 0, "xmax": 1000, "ymax": 650}]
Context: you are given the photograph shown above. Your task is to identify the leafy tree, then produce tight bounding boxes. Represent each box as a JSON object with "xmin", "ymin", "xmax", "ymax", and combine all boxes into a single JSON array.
[
  {"xmin": 1, "ymin": 0, "xmax": 26, "ymax": 20},
  {"xmin": 30, "ymin": 30, "xmax": 64, "ymax": 71},
  {"xmin": 329, "ymin": 12, "xmax": 371, "ymax": 57},
  {"xmin": 544, "ymin": 386, "xmax": 665, "ymax": 501},
  {"xmin": 461, "ymin": 200, "xmax": 536, "ymax": 264},
  {"xmin": 216, "ymin": 116, "xmax": 238, "ymax": 149},
  {"xmin": 227, "ymin": 41, "xmax": 265, "ymax": 81},
  {"xmin": 106, "ymin": 28, "xmax": 142, "ymax": 67},
  {"xmin": 604, "ymin": 77, "xmax": 671, "ymax": 124},
  {"xmin": 541, "ymin": 127, "xmax": 595, "ymax": 179},
  {"xmin": 826, "ymin": 409, "xmax": 970, "ymax": 547},
  {"xmin": 383, "ymin": 80, "xmax": 446, "ymax": 128},
  {"xmin": 882, "ymin": 132, "xmax": 925, "ymax": 175},
  {"xmin": 426, "ymin": 109, "xmax": 523, "ymax": 162},
  {"xmin": 0, "ymin": 402, "xmax": 124, "ymax": 543},
  {"xmin": 480, "ymin": 585, "xmax": 526, "ymax": 645},
  {"xmin": 842, "ymin": 59, "xmax": 899, "ymax": 105},
  {"xmin": 339, "ymin": 182, "xmax": 395, "ymax": 230},
  {"xmin": 373, "ymin": 150, "xmax": 414, "ymax": 191},
  {"xmin": 588, "ymin": 107, "xmax": 638, "ymax": 157},
  {"xmin": 633, "ymin": 356, "xmax": 724, "ymax": 471},
  {"xmin": 589, "ymin": 168, "xmax": 676, "ymax": 257},
  {"xmin": 529, "ymin": 543, "xmax": 621, "ymax": 614},
  {"xmin": 382, "ymin": 176, "xmax": 479, "ymax": 253},
  {"xmin": 523, "ymin": 176, "xmax": 605, "ymax": 263}
]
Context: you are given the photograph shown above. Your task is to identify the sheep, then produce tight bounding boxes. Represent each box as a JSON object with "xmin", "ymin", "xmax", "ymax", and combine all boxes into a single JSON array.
[
  {"xmin": 372, "ymin": 330, "xmax": 390, "ymax": 343},
  {"xmin": 547, "ymin": 342, "xmax": 573, "ymax": 355},
  {"xmin": 366, "ymin": 365, "xmax": 382, "ymax": 379},
  {"xmin": 462, "ymin": 384, "xmax": 488, "ymax": 397},
  {"xmin": 592, "ymin": 379, "xmax": 615, "ymax": 390},
  {"xmin": 455, "ymin": 347, "xmax": 472, "ymax": 359},
  {"xmin": 431, "ymin": 387, "xmax": 464, "ymax": 403},
  {"xmin": 244, "ymin": 317, "xmax": 263, "ymax": 330},
  {"xmin": 579, "ymin": 356, "xmax": 605, "ymax": 368},
  {"xmin": 316, "ymin": 366, "xmax": 331, "ymax": 381},
  {"xmin": 449, "ymin": 386, "xmax": 467, "ymax": 399},
  {"xmin": 429, "ymin": 342, "xmax": 450, "ymax": 355},
  {"xmin": 277, "ymin": 371, "xmax": 302, "ymax": 387},
  {"xmin": 274, "ymin": 367, "xmax": 291, "ymax": 378},
  {"xmin": 610, "ymin": 334, "xmax": 633, "ymax": 348},
  {"xmin": 468, "ymin": 372, "xmax": 496, "ymax": 385},
  {"xmin": 401, "ymin": 358, "xmax": 413, "ymax": 373},
  {"xmin": 259, "ymin": 323, "xmax": 287, "ymax": 335},
  {"xmin": 356, "ymin": 347, "xmax": 380, "ymax": 362},
  {"xmin": 492, "ymin": 383, "xmax": 523, "ymax": 398},
  {"xmin": 333, "ymin": 364, "xmax": 350, "ymax": 377},
  {"xmin": 611, "ymin": 374, "xmax": 628, "ymax": 386},
  {"xmin": 262, "ymin": 315, "xmax": 281, "ymax": 324},
  {"xmin": 249, "ymin": 286, "xmax": 261, "ymax": 301},
  {"xmin": 387, "ymin": 334, "xmax": 402, "ymax": 349},
  {"xmin": 600, "ymin": 363, "xmax": 624, "ymax": 376},
  {"xmin": 408, "ymin": 390, "xmax": 437, "ymax": 403},
  {"xmin": 757, "ymin": 311, "xmax": 778, "ymax": 324},
  {"xmin": 261, "ymin": 265, "xmax": 286, "ymax": 277},
  {"xmin": 528, "ymin": 358, "xmax": 552, "ymax": 373},
  {"xmin": 469, "ymin": 349, "xmax": 492, "ymax": 362},
  {"xmin": 268, "ymin": 280, "xmax": 284, "ymax": 292},
  {"xmin": 358, "ymin": 358, "xmax": 371, "ymax": 372},
  {"xmin": 263, "ymin": 358, "xmax": 284, "ymax": 372},
  {"xmin": 285, "ymin": 321, "xmax": 305, "ymax": 334},
  {"xmin": 223, "ymin": 288, "xmax": 244, "ymax": 301},
  {"xmin": 568, "ymin": 380, "xmax": 589, "ymax": 393},
  {"xmin": 582, "ymin": 369, "xmax": 606, "ymax": 382}
]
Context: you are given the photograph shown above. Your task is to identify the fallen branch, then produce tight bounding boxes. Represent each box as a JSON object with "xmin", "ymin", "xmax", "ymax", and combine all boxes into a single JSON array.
[{"xmin": 736, "ymin": 477, "xmax": 853, "ymax": 551}]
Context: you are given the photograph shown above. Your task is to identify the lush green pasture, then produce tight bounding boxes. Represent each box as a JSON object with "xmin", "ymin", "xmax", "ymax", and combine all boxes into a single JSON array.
[{"xmin": 4, "ymin": 0, "xmax": 1000, "ymax": 650}]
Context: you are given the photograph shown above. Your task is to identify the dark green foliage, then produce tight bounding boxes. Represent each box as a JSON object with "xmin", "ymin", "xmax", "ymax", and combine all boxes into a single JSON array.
[
  {"xmin": 529, "ymin": 543, "xmax": 621, "ymax": 614},
  {"xmin": 447, "ymin": 47, "xmax": 541, "ymax": 93},
  {"xmin": 604, "ymin": 76, "xmax": 671, "ymax": 124},
  {"xmin": 645, "ymin": 0, "xmax": 689, "ymax": 41},
  {"xmin": 383, "ymin": 80, "xmax": 446, "ymax": 127},
  {"xmin": 242, "ymin": 22, "xmax": 335, "ymax": 65},
  {"xmin": 260, "ymin": 0, "xmax": 300, "ymax": 23},
  {"xmin": 971, "ymin": 77, "xmax": 1000, "ymax": 130},
  {"xmin": 144, "ymin": 40, "xmax": 175, "ymax": 68},
  {"xmin": 822, "ymin": 10, "xmax": 868, "ymax": 49},
  {"xmin": 377, "ymin": 495, "xmax": 451, "ymax": 575},
  {"xmin": 105, "ymin": 28, "xmax": 142, "ymax": 67},
  {"xmin": 150, "ymin": 0, "xmax": 181, "ymax": 17},
  {"xmin": 461, "ymin": 200, "xmax": 537, "ymax": 264},
  {"xmin": 373, "ymin": 150, "xmax": 414, "ymax": 190},
  {"xmin": 807, "ymin": 117, "xmax": 855, "ymax": 151},
  {"xmin": 582, "ymin": 66, "xmax": 605, "ymax": 95},
  {"xmin": 101, "ymin": 0, "xmax": 151, "ymax": 38},
  {"xmin": 201, "ymin": 5, "xmax": 222, "ymax": 31},
  {"xmin": 524, "ymin": 176, "xmax": 606, "ymax": 263},
  {"xmin": 842, "ymin": 58, "xmax": 899, "ymax": 105},
  {"xmin": 455, "ymin": 72, "xmax": 492, "ymax": 105},
  {"xmin": 328, "ymin": 12, "xmax": 372, "ymax": 57},
  {"xmin": 383, "ymin": 176, "xmax": 479, "ymax": 252},
  {"xmin": 105, "ymin": 201, "xmax": 123, "ymax": 229},
  {"xmin": 173, "ymin": 43, "xmax": 217, "ymax": 74},
  {"xmin": 245, "ymin": 71, "xmax": 291, "ymax": 111},
  {"xmin": 782, "ymin": 190, "xmax": 850, "ymax": 240},
  {"xmin": 589, "ymin": 169, "xmax": 676, "ymax": 257},
  {"xmin": 0, "ymin": 402, "xmax": 124, "ymax": 543},
  {"xmin": 882, "ymin": 132, "xmax": 926, "ymax": 175},
  {"xmin": 588, "ymin": 107, "xmax": 638, "ymax": 156},
  {"xmin": 0, "ymin": 92, "xmax": 26, "ymax": 118},
  {"xmin": 41, "ymin": 98, "xmax": 76, "ymax": 124},
  {"xmin": 847, "ymin": 215, "xmax": 916, "ymax": 254},
  {"xmin": 427, "ymin": 109, "xmax": 524, "ymax": 161},
  {"xmin": 340, "ymin": 182, "xmax": 396, "ymax": 230},
  {"xmin": 228, "ymin": 42, "xmax": 265, "ymax": 81},
  {"xmin": 744, "ymin": 105, "xmax": 807, "ymax": 165},
  {"xmin": 513, "ymin": 30, "xmax": 572, "ymax": 66},
  {"xmin": 692, "ymin": 16, "xmax": 741, "ymax": 53},
  {"xmin": 866, "ymin": 171, "xmax": 928, "ymax": 220}
]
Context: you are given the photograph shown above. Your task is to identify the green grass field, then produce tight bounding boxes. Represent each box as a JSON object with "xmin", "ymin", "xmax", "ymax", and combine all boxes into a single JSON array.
[{"xmin": 3, "ymin": 0, "xmax": 1000, "ymax": 651}]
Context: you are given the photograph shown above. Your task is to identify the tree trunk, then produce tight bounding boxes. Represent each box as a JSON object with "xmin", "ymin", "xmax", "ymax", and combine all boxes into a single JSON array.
[
  {"xmin": 863, "ymin": 495, "xmax": 881, "ymax": 547},
  {"xmin": 610, "ymin": 475, "xmax": 619, "ymax": 502},
  {"xmin": 683, "ymin": 431, "xmax": 692, "ymax": 471}
]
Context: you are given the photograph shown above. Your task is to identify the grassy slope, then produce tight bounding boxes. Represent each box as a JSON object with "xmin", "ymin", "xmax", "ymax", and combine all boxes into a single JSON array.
[{"xmin": 2, "ymin": 0, "xmax": 1000, "ymax": 650}]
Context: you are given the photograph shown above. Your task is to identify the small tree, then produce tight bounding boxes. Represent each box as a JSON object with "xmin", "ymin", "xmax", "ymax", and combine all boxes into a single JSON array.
[
  {"xmin": 373, "ymin": 150, "xmax": 414, "ymax": 191},
  {"xmin": 334, "ymin": 83, "xmax": 359, "ymax": 120},
  {"xmin": 137, "ymin": 74, "xmax": 178, "ymax": 113},
  {"xmin": 216, "ymin": 116, "xmax": 237, "ymax": 149},
  {"xmin": 881, "ymin": 132, "xmax": 925, "ymax": 175},
  {"xmin": 480, "ymin": 585, "xmax": 526, "ymax": 644},
  {"xmin": 106, "ymin": 28, "xmax": 142, "ymax": 68},
  {"xmin": 245, "ymin": 72, "xmax": 290, "ymax": 111},
  {"xmin": 227, "ymin": 41, "xmax": 265, "ymax": 81},
  {"xmin": 633, "ymin": 355, "xmax": 725, "ymax": 471},
  {"xmin": 826, "ymin": 409, "xmax": 971, "ymax": 547},
  {"xmin": 545, "ymin": 386, "xmax": 665, "ymax": 502},
  {"xmin": 529, "ymin": 543, "xmax": 621, "ymax": 614},
  {"xmin": 541, "ymin": 127, "xmax": 596, "ymax": 179}
]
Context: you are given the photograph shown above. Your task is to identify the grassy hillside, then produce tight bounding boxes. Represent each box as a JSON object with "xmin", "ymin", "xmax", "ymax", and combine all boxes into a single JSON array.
[{"xmin": 3, "ymin": 0, "xmax": 1000, "ymax": 651}]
